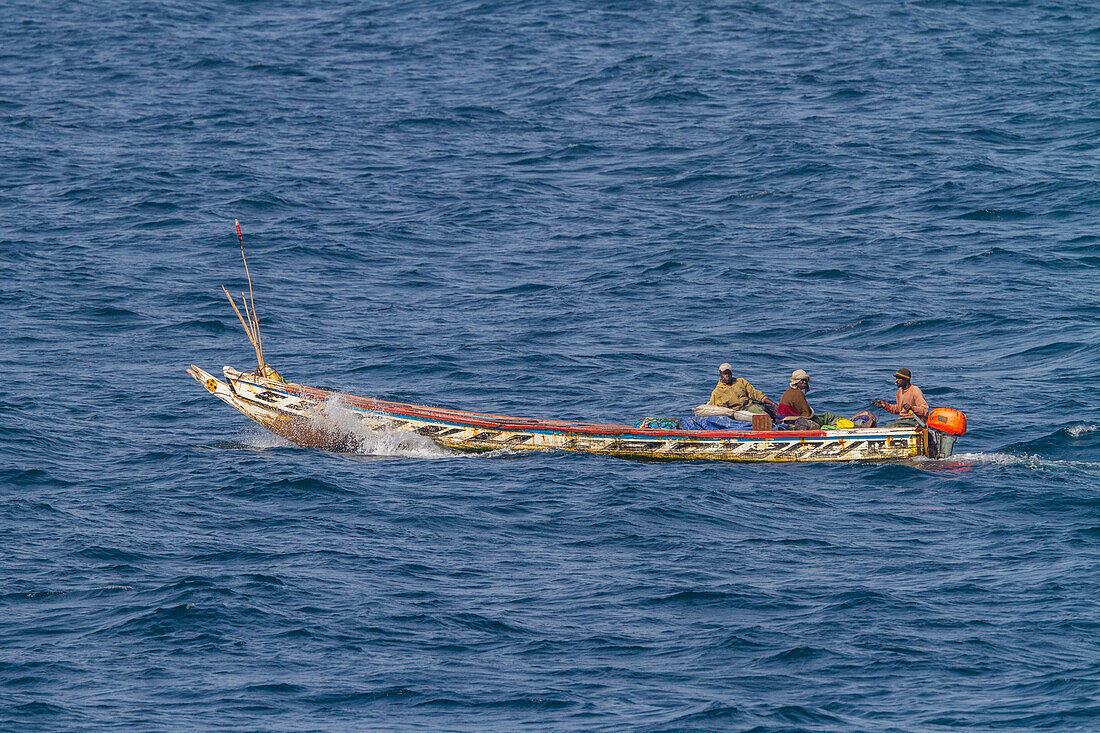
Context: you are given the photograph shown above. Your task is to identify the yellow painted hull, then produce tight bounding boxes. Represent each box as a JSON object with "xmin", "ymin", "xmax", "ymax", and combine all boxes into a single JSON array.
[{"xmin": 188, "ymin": 365, "xmax": 949, "ymax": 463}]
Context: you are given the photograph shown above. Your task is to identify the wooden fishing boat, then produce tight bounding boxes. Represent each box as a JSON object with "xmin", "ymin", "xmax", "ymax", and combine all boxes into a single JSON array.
[
  {"xmin": 189, "ymin": 222, "xmax": 965, "ymax": 463},
  {"xmin": 186, "ymin": 364, "xmax": 963, "ymax": 462}
]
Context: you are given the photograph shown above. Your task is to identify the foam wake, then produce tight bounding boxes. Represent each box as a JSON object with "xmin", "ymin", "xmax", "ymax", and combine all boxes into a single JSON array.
[
  {"xmin": 240, "ymin": 396, "xmax": 458, "ymax": 459},
  {"xmin": 239, "ymin": 431, "xmax": 296, "ymax": 451},
  {"xmin": 951, "ymin": 452, "xmax": 1100, "ymax": 471},
  {"xmin": 310, "ymin": 396, "xmax": 459, "ymax": 458}
]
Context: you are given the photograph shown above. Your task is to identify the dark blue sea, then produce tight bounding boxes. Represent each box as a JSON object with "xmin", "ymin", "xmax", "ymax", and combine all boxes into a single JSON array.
[{"xmin": 4, "ymin": 1, "xmax": 1100, "ymax": 730}]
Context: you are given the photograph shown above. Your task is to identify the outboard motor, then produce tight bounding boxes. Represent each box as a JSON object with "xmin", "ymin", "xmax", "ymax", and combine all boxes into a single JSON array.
[{"xmin": 926, "ymin": 408, "xmax": 967, "ymax": 458}]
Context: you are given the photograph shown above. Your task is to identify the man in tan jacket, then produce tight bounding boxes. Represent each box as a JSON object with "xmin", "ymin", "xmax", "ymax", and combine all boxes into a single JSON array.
[
  {"xmin": 873, "ymin": 367, "xmax": 929, "ymax": 426},
  {"xmin": 709, "ymin": 363, "xmax": 777, "ymax": 413}
]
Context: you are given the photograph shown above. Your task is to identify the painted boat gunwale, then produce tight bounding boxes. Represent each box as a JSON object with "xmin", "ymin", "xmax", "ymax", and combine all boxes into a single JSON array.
[{"xmin": 219, "ymin": 367, "xmax": 920, "ymax": 446}]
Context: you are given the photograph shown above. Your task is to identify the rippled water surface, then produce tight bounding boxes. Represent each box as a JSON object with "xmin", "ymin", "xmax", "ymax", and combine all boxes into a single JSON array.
[{"xmin": 3, "ymin": 1, "xmax": 1100, "ymax": 730}]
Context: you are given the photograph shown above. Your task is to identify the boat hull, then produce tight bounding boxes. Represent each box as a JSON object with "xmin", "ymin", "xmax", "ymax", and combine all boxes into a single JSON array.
[{"xmin": 187, "ymin": 365, "xmax": 947, "ymax": 463}]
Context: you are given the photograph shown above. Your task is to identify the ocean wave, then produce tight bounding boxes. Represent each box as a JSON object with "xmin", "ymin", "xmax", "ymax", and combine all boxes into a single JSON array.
[
  {"xmin": 7, "ymin": 0, "xmax": 1100, "ymax": 727},
  {"xmin": 1067, "ymin": 424, "xmax": 1096, "ymax": 438},
  {"xmin": 996, "ymin": 423, "xmax": 1100, "ymax": 463},
  {"xmin": 956, "ymin": 208, "xmax": 1031, "ymax": 221}
]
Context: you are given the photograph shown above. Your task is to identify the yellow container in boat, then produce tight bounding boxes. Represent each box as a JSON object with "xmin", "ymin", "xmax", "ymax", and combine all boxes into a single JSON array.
[{"xmin": 836, "ymin": 418, "xmax": 855, "ymax": 429}]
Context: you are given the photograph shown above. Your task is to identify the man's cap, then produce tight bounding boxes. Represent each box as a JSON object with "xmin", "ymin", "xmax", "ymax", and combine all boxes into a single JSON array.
[
  {"xmin": 791, "ymin": 369, "xmax": 810, "ymax": 382},
  {"xmin": 894, "ymin": 368, "xmax": 912, "ymax": 380},
  {"xmin": 719, "ymin": 363, "xmax": 733, "ymax": 373}
]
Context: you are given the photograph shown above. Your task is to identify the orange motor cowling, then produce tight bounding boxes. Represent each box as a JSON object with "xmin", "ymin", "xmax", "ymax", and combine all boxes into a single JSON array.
[{"xmin": 927, "ymin": 408, "xmax": 967, "ymax": 436}]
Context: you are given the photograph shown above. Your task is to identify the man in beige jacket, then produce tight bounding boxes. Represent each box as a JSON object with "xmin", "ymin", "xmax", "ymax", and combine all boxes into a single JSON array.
[{"xmin": 709, "ymin": 363, "xmax": 777, "ymax": 413}]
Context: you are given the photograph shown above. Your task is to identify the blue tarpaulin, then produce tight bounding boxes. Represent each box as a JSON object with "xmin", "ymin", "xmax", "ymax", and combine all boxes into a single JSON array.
[{"xmin": 677, "ymin": 416, "xmax": 752, "ymax": 431}]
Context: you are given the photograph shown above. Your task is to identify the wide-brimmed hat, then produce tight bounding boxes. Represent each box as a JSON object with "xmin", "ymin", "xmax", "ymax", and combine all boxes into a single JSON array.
[{"xmin": 894, "ymin": 368, "xmax": 912, "ymax": 381}]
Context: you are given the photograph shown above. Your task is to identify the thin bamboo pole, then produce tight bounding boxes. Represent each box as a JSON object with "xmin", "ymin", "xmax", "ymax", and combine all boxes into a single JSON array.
[
  {"xmin": 236, "ymin": 220, "xmax": 263, "ymax": 370},
  {"xmin": 242, "ymin": 291, "xmax": 264, "ymax": 368},
  {"xmin": 223, "ymin": 285, "xmax": 260, "ymax": 362}
]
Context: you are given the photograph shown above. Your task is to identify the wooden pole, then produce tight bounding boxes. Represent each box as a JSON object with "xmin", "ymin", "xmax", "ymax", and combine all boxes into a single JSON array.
[
  {"xmin": 242, "ymin": 292, "xmax": 264, "ymax": 368},
  {"xmin": 236, "ymin": 220, "xmax": 263, "ymax": 370},
  {"xmin": 223, "ymin": 286, "xmax": 260, "ymax": 359}
]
